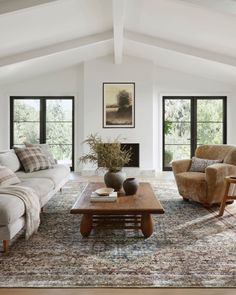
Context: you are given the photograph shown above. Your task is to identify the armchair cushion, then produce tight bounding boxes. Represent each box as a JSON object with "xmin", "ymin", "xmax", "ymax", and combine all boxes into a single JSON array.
[
  {"xmin": 195, "ymin": 144, "xmax": 233, "ymax": 160},
  {"xmin": 172, "ymin": 159, "xmax": 192, "ymax": 174},
  {"xmin": 224, "ymin": 149, "xmax": 236, "ymax": 166},
  {"xmin": 175, "ymin": 172, "xmax": 207, "ymax": 203}
]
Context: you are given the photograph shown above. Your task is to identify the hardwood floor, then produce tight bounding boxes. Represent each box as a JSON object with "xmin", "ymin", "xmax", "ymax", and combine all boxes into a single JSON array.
[
  {"xmin": 69, "ymin": 171, "xmax": 175, "ymax": 182},
  {"xmin": 0, "ymin": 289, "xmax": 235, "ymax": 295}
]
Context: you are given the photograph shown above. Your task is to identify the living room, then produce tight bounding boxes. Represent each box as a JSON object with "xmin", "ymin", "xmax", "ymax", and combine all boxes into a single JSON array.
[{"xmin": 0, "ymin": 0, "xmax": 235, "ymax": 295}]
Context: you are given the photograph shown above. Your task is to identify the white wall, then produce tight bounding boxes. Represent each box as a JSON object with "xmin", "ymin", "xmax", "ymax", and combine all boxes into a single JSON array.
[
  {"xmin": 154, "ymin": 66, "xmax": 236, "ymax": 170},
  {"xmin": 0, "ymin": 66, "xmax": 82, "ymax": 166},
  {"xmin": 83, "ymin": 55, "xmax": 155, "ymax": 173},
  {"xmin": 0, "ymin": 55, "xmax": 235, "ymax": 173}
]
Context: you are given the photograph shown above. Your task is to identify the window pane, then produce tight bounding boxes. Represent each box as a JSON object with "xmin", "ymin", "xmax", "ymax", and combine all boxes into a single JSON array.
[
  {"xmin": 197, "ymin": 99, "xmax": 223, "ymax": 122},
  {"xmin": 49, "ymin": 144, "xmax": 72, "ymax": 166},
  {"xmin": 164, "ymin": 145, "xmax": 191, "ymax": 167},
  {"xmin": 11, "ymin": 97, "xmax": 74, "ymax": 169},
  {"xmin": 46, "ymin": 100, "xmax": 72, "ymax": 121},
  {"xmin": 165, "ymin": 122, "xmax": 191, "ymax": 144},
  {"xmin": 164, "ymin": 98, "xmax": 191, "ymax": 169},
  {"xmin": 14, "ymin": 122, "xmax": 39, "ymax": 144},
  {"xmin": 14, "ymin": 99, "xmax": 40, "ymax": 121},
  {"xmin": 46, "ymin": 122, "xmax": 72, "ymax": 144},
  {"xmin": 165, "ymin": 99, "xmax": 191, "ymax": 122},
  {"xmin": 197, "ymin": 123, "xmax": 223, "ymax": 144},
  {"xmin": 163, "ymin": 97, "xmax": 225, "ymax": 170}
]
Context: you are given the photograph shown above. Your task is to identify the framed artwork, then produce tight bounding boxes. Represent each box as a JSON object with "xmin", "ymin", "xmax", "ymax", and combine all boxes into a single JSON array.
[{"xmin": 103, "ymin": 82, "xmax": 135, "ymax": 128}]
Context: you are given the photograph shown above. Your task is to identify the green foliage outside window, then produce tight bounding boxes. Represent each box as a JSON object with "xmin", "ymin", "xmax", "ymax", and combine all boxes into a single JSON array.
[
  {"xmin": 164, "ymin": 98, "xmax": 224, "ymax": 167},
  {"xmin": 13, "ymin": 99, "xmax": 72, "ymax": 164}
]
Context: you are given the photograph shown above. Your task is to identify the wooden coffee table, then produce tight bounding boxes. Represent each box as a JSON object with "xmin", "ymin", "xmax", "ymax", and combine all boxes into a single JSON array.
[{"xmin": 70, "ymin": 182, "xmax": 164, "ymax": 238}]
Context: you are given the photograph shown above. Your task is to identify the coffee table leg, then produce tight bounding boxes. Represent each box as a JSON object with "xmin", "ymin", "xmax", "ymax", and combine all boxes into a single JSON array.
[
  {"xmin": 141, "ymin": 214, "xmax": 153, "ymax": 238},
  {"xmin": 80, "ymin": 214, "xmax": 93, "ymax": 237}
]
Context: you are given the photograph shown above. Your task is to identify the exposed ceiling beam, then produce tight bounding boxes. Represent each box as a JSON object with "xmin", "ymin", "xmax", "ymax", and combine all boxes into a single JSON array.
[
  {"xmin": 0, "ymin": 0, "xmax": 59, "ymax": 15},
  {"xmin": 0, "ymin": 31, "xmax": 113, "ymax": 67},
  {"xmin": 179, "ymin": 0, "xmax": 236, "ymax": 16},
  {"xmin": 112, "ymin": 0, "xmax": 125, "ymax": 64},
  {"xmin": 125, "ymin": 31, "xmax": 236, "ymax": 68}
]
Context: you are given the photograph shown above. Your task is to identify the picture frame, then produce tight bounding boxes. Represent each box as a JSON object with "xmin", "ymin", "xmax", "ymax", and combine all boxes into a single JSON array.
[{"xmin": 103, "ymin": 82, "xmax": 135, "ymax": 128}]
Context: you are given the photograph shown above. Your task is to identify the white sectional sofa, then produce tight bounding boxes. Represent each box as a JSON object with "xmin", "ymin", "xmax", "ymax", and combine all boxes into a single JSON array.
[{"xmin": 0, "ymin": 150, "xmax": 70, "ymax": 252}]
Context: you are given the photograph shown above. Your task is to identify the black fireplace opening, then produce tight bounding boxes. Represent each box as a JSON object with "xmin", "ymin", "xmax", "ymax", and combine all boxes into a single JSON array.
[{"xmin": 121, "ymin": 143, "xmax": 139, "ymax": 167}]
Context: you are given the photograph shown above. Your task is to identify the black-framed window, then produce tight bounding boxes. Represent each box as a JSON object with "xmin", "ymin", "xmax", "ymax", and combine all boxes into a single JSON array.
[
  {"xmin": 163, "ymin": 96, "xmax": 227, "ymax": 171},
  {"xmin": 10, "ymin": 96, "xmax": 75, "ymax": 170}
]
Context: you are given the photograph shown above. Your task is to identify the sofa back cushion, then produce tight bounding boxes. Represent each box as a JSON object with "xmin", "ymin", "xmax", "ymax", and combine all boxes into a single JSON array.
[
  {"xmin": 0, "ymin": 166, "xmax": 21, "ymax": 187},
  {"xmin": 195, "ymin": 145, "xmax": 234, "ymax": 161},
  {"xmin": 15, "ymin": 147, "xmax": 52, "ymax": 173},
  {"xmin": 0, "ymin": 150, "xmax": 21, "ymax": 172}
]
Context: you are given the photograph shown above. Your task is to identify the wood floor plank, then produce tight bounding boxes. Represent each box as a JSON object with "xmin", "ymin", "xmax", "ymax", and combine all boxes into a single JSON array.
[{"xmin": 0, "ymin": 289, "xmax": 235, "ymax": 295}]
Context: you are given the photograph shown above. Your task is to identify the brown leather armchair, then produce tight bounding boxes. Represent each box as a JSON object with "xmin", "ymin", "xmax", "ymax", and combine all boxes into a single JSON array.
[{"xmin": 172, "ymin": 145, "xmax": 236, "ymax": 208}]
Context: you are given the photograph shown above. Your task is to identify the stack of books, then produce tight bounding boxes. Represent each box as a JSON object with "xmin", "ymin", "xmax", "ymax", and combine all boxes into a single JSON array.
[{"xmin": 90, "ymin": 191, "xmax": 118, "ymax": 202}]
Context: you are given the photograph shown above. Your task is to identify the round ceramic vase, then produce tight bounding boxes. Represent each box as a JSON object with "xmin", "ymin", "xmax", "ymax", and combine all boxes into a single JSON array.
[
  {"xmin": 123, "ymin": 177, "xmax": 139, "ymax": 195},
  {"xmin": 104, "ymin": 170, "xmax": 125, "ymax": 191}
]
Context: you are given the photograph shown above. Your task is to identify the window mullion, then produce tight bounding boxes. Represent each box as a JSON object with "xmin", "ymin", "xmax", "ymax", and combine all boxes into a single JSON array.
[
  {"xmin": 40, "ymin": 99, "xmax": 46, "ymax": 143},
  {"xmin": 191, "ymin": 98, "xmax": 197, "ymax": 157}
]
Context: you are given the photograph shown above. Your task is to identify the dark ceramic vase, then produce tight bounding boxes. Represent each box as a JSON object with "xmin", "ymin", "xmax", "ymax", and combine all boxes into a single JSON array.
[
  {"xmin": 104, "ymin": 170, "xmax": 125, "ymax": 191},
  {"xmin": 123, "ymin": 177, "xmax": 139, "ymax": 195}
]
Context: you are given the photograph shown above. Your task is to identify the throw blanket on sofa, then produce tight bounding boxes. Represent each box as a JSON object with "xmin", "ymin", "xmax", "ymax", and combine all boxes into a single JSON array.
[{"xmin": 0, "ymin": 186, "xmax": 40, "ymax": 239}]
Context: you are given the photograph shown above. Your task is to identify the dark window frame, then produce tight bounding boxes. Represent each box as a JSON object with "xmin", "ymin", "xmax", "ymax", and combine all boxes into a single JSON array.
[
  {"xmin": 10, "ymin": 96, "xmax": 75, "ymax": 171},
  {"xmin": 162, "ymin": 96, "xmax": 227, "ymax": 171}
]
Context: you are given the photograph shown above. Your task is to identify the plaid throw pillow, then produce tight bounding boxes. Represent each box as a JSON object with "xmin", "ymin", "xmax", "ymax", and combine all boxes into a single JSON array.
[
  {"xmin": 24, "ymin": 143, "xmax": 56, "ymax": 165},
  {"xmin": 0, "ymin": 166, "xmax": 21, "ymax": 187},
  {"xmin": 15, "ymin": 147, "xmax": 52, "ymax": 173}
]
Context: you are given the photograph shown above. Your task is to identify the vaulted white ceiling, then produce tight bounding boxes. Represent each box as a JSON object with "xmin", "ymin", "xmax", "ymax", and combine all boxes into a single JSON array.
[{"xmin": 0, "ymin": 0, "xmax": 236, "ymax": 85}]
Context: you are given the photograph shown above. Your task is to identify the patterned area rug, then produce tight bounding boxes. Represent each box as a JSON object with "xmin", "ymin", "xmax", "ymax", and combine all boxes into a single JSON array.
[{"xmin": 0, "ymin": 180, "xmax": 235, "ymax": 287}]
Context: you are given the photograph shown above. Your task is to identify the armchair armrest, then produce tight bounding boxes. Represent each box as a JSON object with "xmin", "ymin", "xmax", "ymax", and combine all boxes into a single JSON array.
[
  {"xmin": 172, "ymin": 159, "xmax": 192, "ymax": 175},
  {"xmin": 206, "ymin": 163, "xmax": 236, "ymax": 203},
  {"xmin": 206, "ymin": 163, "xmax": 236, "ymax": 183}
]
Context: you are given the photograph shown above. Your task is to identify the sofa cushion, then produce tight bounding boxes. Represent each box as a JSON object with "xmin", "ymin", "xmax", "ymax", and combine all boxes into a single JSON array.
[
  {"xmin": 189, "ymin": 157, "xmax": 222, "ymax": 173},
  {"xmin": 0, "ymin": 177, "xmax": 54, "ymax": 225},
  {"xmin": 0, "ymin": 166, "xmax": 21, "ymax": 187},
  {"xmin": 0, "ymin": 217, "xmax": 25, "ymax": 240},
  {"xmin": 0, "ymin": 194, "xmax": 25, "ymax": 225},
  {"xmin": 16, "ymin": 164, "xmax": 70, "ymax": 188},
  {"xmin": 24, "ymin": 143, "xmax": 56, "ymax": 165},
  {"xmin": 15, "ymin": 147, "xmax": 52, "ymax": 173},
  {"xmin": 17, "ymin": 178, "xmax": 54, "ymax": 204},
  {"xmin": 0, "ymin": 150, "xmax": 21, "ymax": 172}
]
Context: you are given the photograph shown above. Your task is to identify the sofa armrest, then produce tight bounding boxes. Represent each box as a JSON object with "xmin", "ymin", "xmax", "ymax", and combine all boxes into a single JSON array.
[{"xmin": 172, "ymin": 159, "xmax": 192, "ymax": 175}]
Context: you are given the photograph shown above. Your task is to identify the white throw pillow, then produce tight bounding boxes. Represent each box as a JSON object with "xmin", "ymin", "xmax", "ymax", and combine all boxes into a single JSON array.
[
  {"xmin": 0, "ymin": 150, "xmax": 21, "ymax": 172},
  {"xmin": 0, "ymin": 166, "xmax": 21, "ymax": 187}
]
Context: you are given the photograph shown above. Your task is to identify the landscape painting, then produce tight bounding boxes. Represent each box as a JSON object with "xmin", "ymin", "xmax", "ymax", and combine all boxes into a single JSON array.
[{"xmin": 103, "ymin": 83, "xmax": 135, "ymax": 128}]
